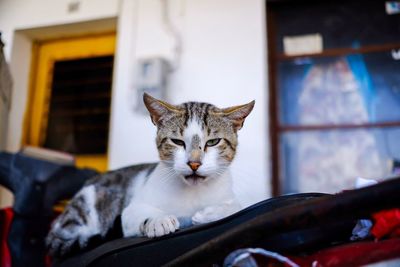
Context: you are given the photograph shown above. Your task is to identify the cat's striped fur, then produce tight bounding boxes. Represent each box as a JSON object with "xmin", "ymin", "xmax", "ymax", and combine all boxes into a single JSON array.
[{"xmin": 46, "ymin": 93, "xmax": 254, "ymax": 257}]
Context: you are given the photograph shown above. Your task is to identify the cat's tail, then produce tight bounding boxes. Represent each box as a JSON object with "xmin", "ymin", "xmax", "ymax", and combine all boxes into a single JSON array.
[{"xmin": 46, "ymin": 185, "xmax": 101, "ymax": 257}]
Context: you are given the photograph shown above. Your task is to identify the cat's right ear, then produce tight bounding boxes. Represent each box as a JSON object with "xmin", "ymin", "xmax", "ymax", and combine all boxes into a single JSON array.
[{"xmin": 143, "ymin": 93, "xmax": 181, "ymax": 126}]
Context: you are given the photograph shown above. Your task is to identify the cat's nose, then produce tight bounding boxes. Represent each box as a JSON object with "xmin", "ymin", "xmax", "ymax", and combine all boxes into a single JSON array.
[{"xmin": 187, "ymin": 161, "xmax": 201, "ymax": 171}]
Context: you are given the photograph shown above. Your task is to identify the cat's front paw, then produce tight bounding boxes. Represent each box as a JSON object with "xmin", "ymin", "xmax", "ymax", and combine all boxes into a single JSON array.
[
  {"xmin": 192, "ymin": 206, "xmax": 224, "ymax": 225},
  {"xmin": 141, "ymin": 215, "xmax": 180, "ymax": 238}
]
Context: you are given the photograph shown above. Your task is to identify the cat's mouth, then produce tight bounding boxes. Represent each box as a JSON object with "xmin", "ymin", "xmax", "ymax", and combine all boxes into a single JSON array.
[
  {"xmin": 184, "ymin": 174, "xmax": 206, "ymax": 180},
  {"xmin": 183, "ymin": 174, "xmax": 207, "ymax": 185}
]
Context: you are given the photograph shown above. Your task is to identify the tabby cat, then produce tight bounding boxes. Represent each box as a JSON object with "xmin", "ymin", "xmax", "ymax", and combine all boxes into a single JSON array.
[{"xmin": 46, "ymin": 93, "xmax": 255, "ymax": 257}]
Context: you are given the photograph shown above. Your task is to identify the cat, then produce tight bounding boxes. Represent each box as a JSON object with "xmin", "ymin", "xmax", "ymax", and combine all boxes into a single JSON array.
[{"xmin": 46, "ymin": 93, "xmax": 255, "ymax": 257}]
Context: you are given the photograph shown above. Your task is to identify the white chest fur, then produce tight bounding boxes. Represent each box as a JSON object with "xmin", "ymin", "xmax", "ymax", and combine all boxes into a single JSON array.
[
  {"xmin": 121, "ymin": 162, "xmax": 240, "ymax": 237},
  {"xmin": 133, "ymin": 163, "xmax": 236, "ymax": 217}
]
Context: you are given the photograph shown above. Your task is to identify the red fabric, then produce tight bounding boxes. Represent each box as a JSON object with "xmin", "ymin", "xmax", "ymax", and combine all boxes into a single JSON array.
[
  {"xmin": 371, "ymin": 209, "xmax": 400, "ymax": 239},
  {"xmin": 0, "ymin": 208, "xmax": 14, "ymax": 267},
  {"xmin": 289, "ymin": 238, "xmax": 400, "ymax": 267},
  {"xmin": 0, "ymin": 208, "xmax": 58, "ymax": 267}
]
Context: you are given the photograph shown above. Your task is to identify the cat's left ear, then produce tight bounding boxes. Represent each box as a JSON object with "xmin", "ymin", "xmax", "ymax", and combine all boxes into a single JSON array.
[
  {"xmin": 143, "ymin": 93, "xmax": 181, "ymax": 126},
  {"xmin": 221, "ymin": 100, "xmax": 255, "ymax": 131}
]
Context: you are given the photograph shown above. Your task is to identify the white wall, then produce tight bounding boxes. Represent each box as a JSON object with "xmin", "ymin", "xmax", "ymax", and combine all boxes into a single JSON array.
[
  {"xmin": 0, "ymin": 0, "xmax": 119, "ymax": 152},
  {"xmin": 0, "ymin": 0, "xmax": 119, "ymax": 207},
  {"xmin": 0, "ymin": 0, "xmax": 270, "ymax": 207},
  {"xmin": 0, "ymin": 0, "xmax": 119, "ymax": 58},
  {"xmin": 0, "ymin": 0, "xmax": 119, "ymax": 55},
  {"xmin": 109, "ymin": 0, "xmax": 270, "ymax": 206}
]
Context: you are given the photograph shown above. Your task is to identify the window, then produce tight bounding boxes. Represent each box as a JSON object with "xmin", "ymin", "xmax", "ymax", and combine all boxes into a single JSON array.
[
  {"xmin": 44, "ymin": 56, "xmax": 113, "ymax": 155},
  {"xmin": 267, "ymin": 0, "xmax": 400, "ymax": 195},
  {"xmin": 24, "ymin": 34, "xmax": 116, "ymax": 171}
]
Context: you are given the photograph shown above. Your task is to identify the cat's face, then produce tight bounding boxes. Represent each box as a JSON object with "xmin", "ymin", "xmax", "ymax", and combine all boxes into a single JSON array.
[{"xmin": 144, "ymin": 93, "xmax": 254, "ymax": 186}]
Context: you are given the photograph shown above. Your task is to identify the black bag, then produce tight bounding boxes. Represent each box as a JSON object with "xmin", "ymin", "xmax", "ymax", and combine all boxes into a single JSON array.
[
  {"xmin": 56, "ymin": 176, "xmax": 400, "ymax": 267},
  {"xmin": 55, "ymin": 193, "xmax": 355, "ymax": 267}
]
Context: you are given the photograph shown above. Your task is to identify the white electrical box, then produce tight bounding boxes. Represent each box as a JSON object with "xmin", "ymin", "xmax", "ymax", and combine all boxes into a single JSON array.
[{"xmin": 136, "ymin": 57, "xmax": 170, "ymax": 113}]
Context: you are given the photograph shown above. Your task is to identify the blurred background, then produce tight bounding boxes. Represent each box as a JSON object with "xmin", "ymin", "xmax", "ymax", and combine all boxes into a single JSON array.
[{"xmin": 0, "ymin": 0, "xmax": 399, "ymax": 208}]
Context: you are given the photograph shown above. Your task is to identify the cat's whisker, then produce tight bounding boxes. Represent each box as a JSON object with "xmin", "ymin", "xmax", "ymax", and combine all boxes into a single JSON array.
[
  {"xmin": 158, "ymin": 172, "xmax": 179, "ymax": 187},
  {"xmin": 157, "ymin": 168, "xmax": 179, "ymax": 185},
  {"xmin": 200, "ymin": 166, "xmax": 229, "ymax": 174},
  {"xmin": 160, "ymin": 160, "xmax": 175, "ymax": 166},
  {"xmin": 157, "ymin": 164, "xmax": 179, "ymax": 174},
  {"xmin": 157, "ymin": 166, "xmax": 175, "ymax": 174},
  {"xmin": 157, "ymin": 167, "xmax": 175, "ymax": 177},
  {"xmin": 146, "ymin": 165, "xmax": 176, "ymax": 184}
]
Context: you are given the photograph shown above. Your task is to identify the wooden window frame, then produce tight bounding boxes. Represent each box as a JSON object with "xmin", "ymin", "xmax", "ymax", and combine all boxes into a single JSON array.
[{"xmin": 23, "ymin": 33, "xmax": 116, "ymax": 172}]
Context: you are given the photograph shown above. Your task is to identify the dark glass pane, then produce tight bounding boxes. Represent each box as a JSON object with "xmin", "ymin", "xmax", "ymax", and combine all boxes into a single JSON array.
[
  {"xmin": 278, "ymin": 51, "xmax": 400, "ymax": 126},
  {"xmin": 44, "ymin": 56, "xmax": 114, "ymax": 154},
  {"xmin": 273, "ymin": 1, "xmax": 400, "ymax": 53},
  {"xmin": 280, "ymin": 127, "xmax": 400, "ymax": 194}
]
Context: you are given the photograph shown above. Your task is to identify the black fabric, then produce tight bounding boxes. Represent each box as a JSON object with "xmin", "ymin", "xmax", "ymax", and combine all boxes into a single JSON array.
[
  {"xmin": 0, "ymin": 152, "xmax": 97, "ymax": 267},
  {"xmin": 0, "ymin": 152, "xmax": 97, "ymax": 216},
  {"xmin": 55, "ymin": 193, "xmax": 355, "ymax": 267}
]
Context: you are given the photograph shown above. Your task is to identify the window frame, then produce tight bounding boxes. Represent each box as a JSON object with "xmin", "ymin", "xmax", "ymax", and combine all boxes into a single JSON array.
[
  {"xmin": 267, "ymin": 2, "xmax": 400, "ymax": 196},
  {"xmin": 23, "ymin": 33, "xmax": 116, "ymax": 172}
]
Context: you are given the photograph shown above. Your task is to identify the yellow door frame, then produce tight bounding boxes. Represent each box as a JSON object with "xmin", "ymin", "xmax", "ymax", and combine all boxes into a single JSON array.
[{"xmin": 23, "ymin": 33, "xmax": 116, "ymax": 172}]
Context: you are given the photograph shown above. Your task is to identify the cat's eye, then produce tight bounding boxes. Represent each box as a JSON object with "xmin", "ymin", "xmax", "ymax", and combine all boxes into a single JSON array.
[
  {"xmin": 206, "ymin": 138, "xmax": 221, "ymax": 147},
  {"xmin": 170, "ymin": 138, "xmax": 185, "ymax": 147}
]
